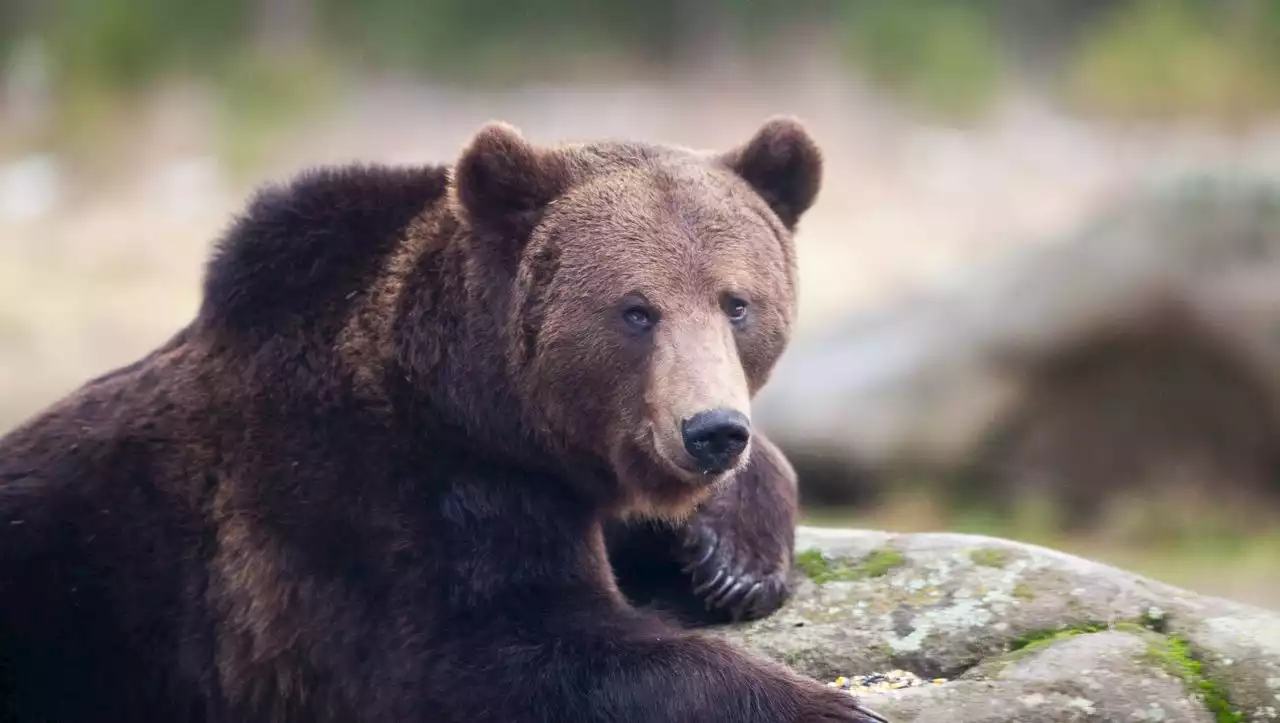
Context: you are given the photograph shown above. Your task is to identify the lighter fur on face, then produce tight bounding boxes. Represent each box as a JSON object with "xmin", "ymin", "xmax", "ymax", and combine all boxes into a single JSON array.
[{"xmin": 517, "ymin": 159, "xmax": 797, "ymax": 519}]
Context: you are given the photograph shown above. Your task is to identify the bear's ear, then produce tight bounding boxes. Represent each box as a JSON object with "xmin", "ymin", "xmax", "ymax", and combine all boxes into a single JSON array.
[
  {"xmin": 720, "ymin": 117, "xmax": 823, "ymax": 230},
  {"xmin": 453, "ymin": 121, "xmax": 566, "ymax": 239}
]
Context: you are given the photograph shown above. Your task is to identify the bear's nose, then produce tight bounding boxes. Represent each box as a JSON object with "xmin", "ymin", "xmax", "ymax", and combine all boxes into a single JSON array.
[{"xmin": 681, "ymin": 409, "xmax": 751, "ymax": 474}]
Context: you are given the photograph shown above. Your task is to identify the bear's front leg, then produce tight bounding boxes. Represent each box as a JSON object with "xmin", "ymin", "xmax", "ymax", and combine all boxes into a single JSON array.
[
  {"xmin": 430, "ymin": 601, "xmax": 886, "ymax": 723},
  {"xmin": 677, "ymin": 432, "xmax": 799, "ymax": 622},
  {"xmin": 605, "ymin": 432, "xmax": 800, "ymax": 624}
]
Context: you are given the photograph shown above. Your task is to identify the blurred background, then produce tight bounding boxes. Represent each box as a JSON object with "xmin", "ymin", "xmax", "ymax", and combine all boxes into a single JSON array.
[{"xmin": 2, "ymin": 0, "xmax": 1279, "ymax": 608}]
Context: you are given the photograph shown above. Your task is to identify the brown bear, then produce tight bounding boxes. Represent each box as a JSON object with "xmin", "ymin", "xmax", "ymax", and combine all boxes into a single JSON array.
[{"xmin": 0, "ymin": 118, "xmax": 885, "ymax": 723}]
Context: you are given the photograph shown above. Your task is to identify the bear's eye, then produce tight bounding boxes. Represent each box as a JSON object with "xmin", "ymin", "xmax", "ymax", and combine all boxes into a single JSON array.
[
  {"xmin": 622, "ymin": 305, "xmax": 656, "ymax": 332},
  {"xmin": 723, "ymin": 296, "xmax": 750, "ymax": 324}
]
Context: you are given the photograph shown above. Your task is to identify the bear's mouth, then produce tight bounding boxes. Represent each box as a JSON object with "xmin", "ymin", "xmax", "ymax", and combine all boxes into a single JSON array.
[
  {"xmin": 643, "ymin": 422, "xmax": 747, "ymax": 488},
  {"xmin": 611, "ymin": 431, "xmax": 735, "ymax": 521}
]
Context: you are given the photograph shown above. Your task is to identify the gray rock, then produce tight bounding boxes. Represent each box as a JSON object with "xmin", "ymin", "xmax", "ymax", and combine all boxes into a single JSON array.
[
  {"xmin": 711, "ymin": 527, "xmax": 1280, "ymax": 722},
  {"xmin": 870, "ymin": 632, "xmax": 1214, "ymax": 723},
  {"xmin": 1182, "ymin": 611, "xmax": 1280, "ymax": 722},
  {"xmin": 755, "ymin": 176, "xmax": 1280, "ymax": 482}
]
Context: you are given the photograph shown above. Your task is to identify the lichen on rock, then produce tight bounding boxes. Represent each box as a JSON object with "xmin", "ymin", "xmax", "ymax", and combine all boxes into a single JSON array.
[{"xmin": 710, "ymin": 527, "xmax": 1280, "ymax": 722}]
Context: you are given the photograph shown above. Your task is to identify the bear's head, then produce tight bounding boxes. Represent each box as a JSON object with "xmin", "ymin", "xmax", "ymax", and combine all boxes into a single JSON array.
[{"xmin": 452, "ymin": 118, "xmax": 821, "ymax": 517}]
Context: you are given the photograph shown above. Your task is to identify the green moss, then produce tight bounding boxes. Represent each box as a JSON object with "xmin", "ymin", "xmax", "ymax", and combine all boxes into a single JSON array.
[
  {"xmin": 1012, "ymin": 583, "xmax": 1036, "ymax": 601},
  {"xmin": 1006, "ymin": 622, "xmax": 1244, "ymax": 723},
  {"xmin": 795, "ymin": 547, "xmax": 906, "ymax": 584},
  {"xmin": 1145, "ymin": 637, "xmax": 1244, "ymax": 723},
  {"xmin": 993, "ymin": 616, "xmax": 1243, "ymax": 723},
  {"xmin": 1008, "ymin": 622, "xmax": 1109, "ymax": 654},
  {"xmin": 969, "ymin": 548, "xmax": 1012, "ymax": 568},
  {"xmin": 1000, "ymin": 621, "xmax": 1149, "ymax": 670},
  {"xmin": 856, "ymin": 548, "xmax": 907, "ymax": 578},
  {"xmin": 795, "ymin": 549, "xmax": 835, "ymax": 581}
]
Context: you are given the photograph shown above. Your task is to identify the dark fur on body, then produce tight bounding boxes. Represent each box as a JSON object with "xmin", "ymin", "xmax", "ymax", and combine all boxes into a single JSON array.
[{"xmin": 0, "ymin": 121, "xmax": 881, "ymax": 722}]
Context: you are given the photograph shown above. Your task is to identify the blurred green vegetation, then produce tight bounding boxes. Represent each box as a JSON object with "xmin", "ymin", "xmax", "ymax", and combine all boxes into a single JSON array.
[
  {"xmin": 4, "ymin": 0, "xmax": 1280, "ymax": 127},
  {"xmin": 1068, "ymin": 0, "xmax": 1280, "ymax": 123},
  {"xmin": 212, "ymin": 51, "xmax": 338, "ymax": 175},
  {"xmin": 836, "ymin": 1, "xmax": 1005, "ymax": 118}
]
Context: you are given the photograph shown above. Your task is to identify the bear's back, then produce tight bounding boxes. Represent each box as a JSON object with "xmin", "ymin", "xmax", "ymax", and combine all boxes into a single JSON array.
[
  {"xmin": 0, "ymin": 162, "xmax": 452, "ymax": 722},
  {"xmin": 0, "ymin": 161, "xmax": 455, "ymax": 554},
  {"xmin": 199, "ymin": 162, "xmax": 450, "ymax": 341},
  {"xmin": 0, "ymin": 329, "xmax": 218, "ymax": 721}
]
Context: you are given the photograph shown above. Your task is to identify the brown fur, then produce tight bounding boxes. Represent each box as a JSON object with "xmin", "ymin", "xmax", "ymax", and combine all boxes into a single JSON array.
[{"xmin": 0, "ymin": 120, "xmax": 885, "ymax": 723}]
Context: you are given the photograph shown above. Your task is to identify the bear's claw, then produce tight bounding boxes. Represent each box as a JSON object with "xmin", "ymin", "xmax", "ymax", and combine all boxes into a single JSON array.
[
  {"xmin": 811, "ymin": 687, "xmax": 892, "ymax": 723},
  {"xmin": 846, "ymin": 701, "xmax": 891, "ymax": 723},
  {"xmin": 860, "ymin": 704, "xmax": 890, "ymax": 723},
  {"xmin": 677, "ymin": 520, "xmax": 792, "ymax": 622}
]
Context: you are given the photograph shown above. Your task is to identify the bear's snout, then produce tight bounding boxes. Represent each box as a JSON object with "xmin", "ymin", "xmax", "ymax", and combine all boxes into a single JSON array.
[{"xmin": 681, "ymin": 408, "xmax": 751, "ymax": 474}]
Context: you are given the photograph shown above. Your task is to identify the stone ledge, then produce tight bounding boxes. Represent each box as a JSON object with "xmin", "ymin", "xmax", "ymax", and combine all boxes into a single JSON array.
[{"xmin": 710, "ymin": 527, "xmax": 1280, "ymax": 723}]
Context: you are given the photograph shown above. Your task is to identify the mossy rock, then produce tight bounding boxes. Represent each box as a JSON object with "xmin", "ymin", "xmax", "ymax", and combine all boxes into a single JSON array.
[{"xmin": 711, "ymin": 527, "xmax": 1280, "ymax": 722}]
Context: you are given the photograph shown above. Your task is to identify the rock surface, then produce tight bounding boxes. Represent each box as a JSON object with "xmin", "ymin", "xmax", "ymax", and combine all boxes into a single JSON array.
[
  {"xmin": 711, "ymin": 526, "xmax": 1280, "ymax": 722},
  {"xmin": 755, "ymin": 177, "xmax": 1280, "ymax": 483}
]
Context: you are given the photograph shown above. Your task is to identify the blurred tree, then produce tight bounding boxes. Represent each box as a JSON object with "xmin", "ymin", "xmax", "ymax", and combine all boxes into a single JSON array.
[
  {"xmin": 836, "ymin": 0, "xmax": 1004, "ymax": 118},
  {"xmin": 39, "ymin": 0, "xmax": 248, "ymax": 94},
  {"xmin": 992, "ymin": 0, "xmax": 1114, "ymax": 78},
  {"xmin": 1068, "ymin": 0, "xmax": 1280, "ymax": 123},
  {"xmin": 7, "ymin": 0, "xmax": 1280, "ymax": 141},
  {"xmin": 252, "ymin": 0, "xmax": 316, "ymax": 58}
]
